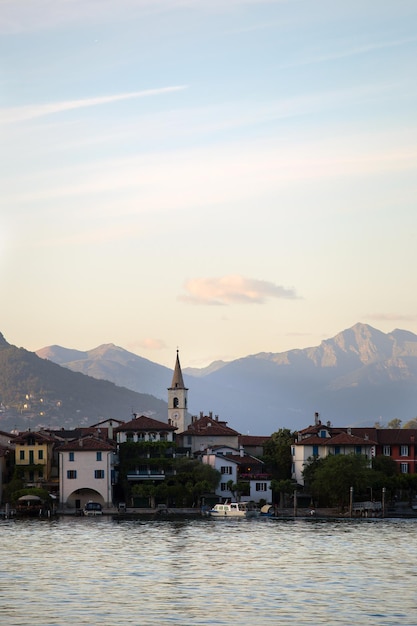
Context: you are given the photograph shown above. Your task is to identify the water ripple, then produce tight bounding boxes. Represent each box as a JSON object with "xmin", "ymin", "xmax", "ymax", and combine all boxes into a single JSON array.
[{"xmin": 1, "ymin": 517, "xmax": 416, "ymax": 625}]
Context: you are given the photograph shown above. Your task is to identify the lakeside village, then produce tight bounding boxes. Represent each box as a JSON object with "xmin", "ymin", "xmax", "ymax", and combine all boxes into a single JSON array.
[{"xmin": 1, "ymin": 352, "xmax": 417, "ymax": 520}]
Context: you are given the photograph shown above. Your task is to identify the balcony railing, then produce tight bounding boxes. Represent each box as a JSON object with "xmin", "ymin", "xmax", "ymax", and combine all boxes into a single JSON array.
[
  {"xmin": 239, "ymin": 473, "xmax": 272, "ymax": 480},
  {"xmin": 127, "ymin": 469, "xmax": 166, "ymax": 481}
]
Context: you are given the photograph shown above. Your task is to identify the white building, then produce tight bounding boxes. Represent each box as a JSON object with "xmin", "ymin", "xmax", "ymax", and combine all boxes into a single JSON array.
[
  {"xmin": 58, "ymin": 436, "xmax": 116, "ymax": 510},
  {"xmin": 202, "ymin": 446, "xmax": 272, "ymax": 503},
  {"xmin": 115, "ymin": 414, "xmax": 176, "ymax": 444},
  {"xmin": 292, "ymin": 419, "xmax": 376, "ymax": 485}
]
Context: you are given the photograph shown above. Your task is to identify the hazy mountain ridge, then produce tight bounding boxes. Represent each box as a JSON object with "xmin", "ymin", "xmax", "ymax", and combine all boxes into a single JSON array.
[
  {"xmin": 37, "ymin": 343, "xmax": 173, "ymax": 399},
  {"xmin": 34, "ymin": 323, "xmax": 417, "ymax": 433},
  {"xmin": 0, "ymin": 334, "xmax": 168, "ymax": 432}
]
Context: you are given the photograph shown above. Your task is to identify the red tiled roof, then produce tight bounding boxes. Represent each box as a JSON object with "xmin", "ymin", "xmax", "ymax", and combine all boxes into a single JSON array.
[
  {"xmin": 223, "ymin": 453, "xmax": 264, "ymax": 466},
  {"xmin": 371, "ymin": 428, "xmax": 417, "ymax": 445},
  {"xmin": 326, "ymin": 432, "xmax": 377, "ymax": 446},
  {"xmin": 296, "ymin": 435, "xmax": 327, "ymax": 446},
  {"xmin": 57, "ymin": 436, "xmax": 116, "ymax": 452},
  {"xmin": 238, "ymin": 435, "xmax": 270, "ymax": 446},
  {"xmin": 13, "ymin": 430, "xmax": 55, "ymax": 444},
  {"xmin": 114, "ymin": 414, "xmax": 176, "ymax": 432},
  {"xmin": 180, "ymin": 414, "xmax": 239, "ymax": 437}
]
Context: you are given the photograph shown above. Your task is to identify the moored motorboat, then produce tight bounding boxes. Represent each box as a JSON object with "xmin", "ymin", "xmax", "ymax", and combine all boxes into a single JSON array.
[
  {"xmin": 83, "ymin": 501, "xmax": 103, "ymax": 516},
  {"xmin": 209, "ymin": 501, "xmax": 259, "ymax": 518}
]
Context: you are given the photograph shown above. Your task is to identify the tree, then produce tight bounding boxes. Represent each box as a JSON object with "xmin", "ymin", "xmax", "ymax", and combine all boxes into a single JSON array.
[
  {"xmin": 271, "ymin": 478, "xmax": 295, "ymax": 507},
  {"xmin": 387, "ymin": 418, "xmax": 402, "ymax": 429},
  {"xmin": 304, "ymin": 454, "xmax": 373, "ymax": 509},
  {"xmin": 262, "ymin": 428, "xmax": 294, "ymax": 479},
  {"xmin": 403, "ymin": 418, "xmax": 417, "ymax": 429}
]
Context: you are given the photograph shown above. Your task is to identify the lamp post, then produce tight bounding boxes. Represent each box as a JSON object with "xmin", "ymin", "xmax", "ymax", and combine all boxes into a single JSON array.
[
  {"xmin": 382, "ymin": 487, "xmax": 386, "ymax": 518},
  {"xmin": 349, "ymin": 486, "xmax": 354, "ymax": 517}
]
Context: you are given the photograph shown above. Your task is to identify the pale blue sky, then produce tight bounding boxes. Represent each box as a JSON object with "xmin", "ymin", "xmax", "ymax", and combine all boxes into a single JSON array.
[{"xmin": 1, "ymin": 0, "xmax": 417, "ymax": 368}]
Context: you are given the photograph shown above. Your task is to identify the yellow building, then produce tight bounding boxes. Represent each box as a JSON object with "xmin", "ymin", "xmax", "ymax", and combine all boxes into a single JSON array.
[{"xmin": 13, "ymin": 430, "xmax": 55, "ymax": 487}]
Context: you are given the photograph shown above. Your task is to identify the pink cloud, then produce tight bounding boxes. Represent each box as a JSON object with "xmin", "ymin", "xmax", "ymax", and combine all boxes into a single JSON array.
[{"xmin": 178, "ymin": 274, "xmax": 298, "ymax": 305}]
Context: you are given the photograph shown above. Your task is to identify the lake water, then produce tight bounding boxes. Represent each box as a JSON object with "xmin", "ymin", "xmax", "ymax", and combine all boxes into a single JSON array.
[{"xmin": 1, "ymin": 516, "xmax": 416, "ymax": 625}]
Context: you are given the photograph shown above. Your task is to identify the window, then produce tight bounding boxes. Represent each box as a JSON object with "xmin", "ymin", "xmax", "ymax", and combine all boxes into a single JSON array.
[
  {"xmin": 96, "ymin": 452, "xmax": 102, "ymax": 462},
  {"xmin": 355, "ymin": 446, "xmax": 362, "ymax": 455},
  {"xmin": 291, "ymin": 447, "xmax": 295, "ymax": 456},
  {"xmin": 20, "ymin": 450, "xmax": 25, "ymax": 461},
  {"xmin": 383, "ymin": 445, "xmax": 391, "ymax": 456},
  {"xmin": 29, "ymin": 450, "xmax": 34, "ymax": 464},
  {"xmin": 312, "ymin": 445, "xmax": 319, "ymax": 457},
  {"xmin": 67, "ymin": 470, "xmax": 77, "ymax": 479},
  {"xmin": 220, "ymin": 482, "xmax": 228, "ymax": 491},
  {"xmin": 334, "ymin": 446, "xmax": 340, "ymax": 455},
  {"xmin": 400, "ymin": 445, "xmax": 409, "ymax": 457},
  {"xmin": 94, "ymin": 470, "xmax": 105, "ymax": 479},
  {"xmin": 126, "ymin": 433, "xmax": 134, "ymax": 442},
  {"xmin": 38, "ymin": 449, "xmax": 44, "ymax": 460},
  {"xmin": 319, "ymin": 430, "xmax": 327, "ymax": 438},
  {"xmin": 400, "ymin": 463, "xmax": 409, "ymax": 474},
  {"xmin": 69, "ymin": 452, "xmax": 74, "ymax": 462},
  {"xmin": 256, "ymin": 483, "xmax": 268, "ymax": 491},
  {"xmin": 38, "ymin": 469, "xmax": 43, "ymax": 479},
  {"xmin": 220, "ymin": 466, "xmax": 232, "ymax": 475}
]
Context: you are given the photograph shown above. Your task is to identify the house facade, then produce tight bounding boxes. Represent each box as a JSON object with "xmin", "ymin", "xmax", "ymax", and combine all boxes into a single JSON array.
[
  {"xmin": 115, "ymin": 414, "xmax": 177, "ymax": 504},
  {"xmin": 292, "ymin": 415, "xmax": 417, "ymax": 485},
  {"xmin": 177, "ymin": 412, "xmax": 240, "ymax": 453},
  {"xmin": 57, "ymin": 436, "xmax": 116, "ymax": 510},
  {"xmin": 13, "ymin": 430, "xmax": 56, "ymax": 488},
  {"xmin": 202, "ymin": 445, "xmax": 272, "ymax": 503}
]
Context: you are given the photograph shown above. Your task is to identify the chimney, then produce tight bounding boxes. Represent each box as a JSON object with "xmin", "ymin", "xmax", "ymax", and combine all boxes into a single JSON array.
[
  {"xmin": 209, "ymin": 411, "xmax": 213, "ymax": 419},
  {"xmin": 314, "ymin": 412, "xmax": 320, "ymax": 426},
  {"xmin": 108, "ymin": 421, "xmax": 113, "ymax": 440}
]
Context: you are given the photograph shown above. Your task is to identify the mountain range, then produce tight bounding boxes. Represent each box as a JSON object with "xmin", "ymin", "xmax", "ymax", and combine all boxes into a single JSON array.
[
  {"xmin": 1, "ymin": 324, "xmax": 416, "ymax": 434},
  {"xmin": 34, "ymin": 322, "xmax": 417, "ymax": 434},
  {"xmin": 0, "ymin": 333, "xmax": 168, "ymax": 432}
]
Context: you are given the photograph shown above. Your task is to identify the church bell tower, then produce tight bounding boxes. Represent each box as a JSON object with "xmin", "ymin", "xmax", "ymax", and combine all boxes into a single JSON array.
[{"xmin": 168, "ymin": 350, "xmax": 189, "ymax": 433}]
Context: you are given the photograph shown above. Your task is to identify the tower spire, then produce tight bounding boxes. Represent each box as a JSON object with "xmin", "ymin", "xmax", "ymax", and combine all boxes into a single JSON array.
[
  {"xmin": 171, "ymin": 349, "xmax": 185, "ymax": 389},
  {"xmin": 168, "ymin": 349, "xmax": 189, "ymax": 433}
]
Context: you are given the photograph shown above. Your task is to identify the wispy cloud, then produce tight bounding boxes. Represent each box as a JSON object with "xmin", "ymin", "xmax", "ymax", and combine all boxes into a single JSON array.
[
  {"xmin": 178, "ymin": 275, "xmax": 298, "ymax": 305},
  {"xmin": 366, "ymin": 313, "xmax": 417, "ymax": 322},
  {"xmin": 280, "ymin": 37, "xmax": 417, "ymax": 69},
  {"xmin": 1, "ymin": 86, "xmax": 187, "ymax": 124}
]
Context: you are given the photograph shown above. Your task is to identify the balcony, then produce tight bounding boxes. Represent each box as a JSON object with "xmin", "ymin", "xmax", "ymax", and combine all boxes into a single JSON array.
[
  {"xmin": 239, "ymin": 473, "xmax": 272, "ymax": 481},
  {"xmin": 127, "ymin": 469, "xmax": 166, "ymax": 481}
]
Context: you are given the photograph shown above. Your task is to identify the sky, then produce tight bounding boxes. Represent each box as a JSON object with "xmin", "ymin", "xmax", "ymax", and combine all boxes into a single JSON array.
[{"xmin": 1, "ymin": 0, "xmax": 417, "ymax": 369}]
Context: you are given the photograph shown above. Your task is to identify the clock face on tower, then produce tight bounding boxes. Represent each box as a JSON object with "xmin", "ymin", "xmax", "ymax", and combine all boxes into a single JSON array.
[{"xmin": 173, "ymin": 412, "xmax": 179, "ymax": 420}]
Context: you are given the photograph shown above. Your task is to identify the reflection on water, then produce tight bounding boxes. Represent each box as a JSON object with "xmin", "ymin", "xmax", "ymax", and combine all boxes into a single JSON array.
[{"xmin": 1, "ymin": 516, "xmax": 417, "ymax": 625}]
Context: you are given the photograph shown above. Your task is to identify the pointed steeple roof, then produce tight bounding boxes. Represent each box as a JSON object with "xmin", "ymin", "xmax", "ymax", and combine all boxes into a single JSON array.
[{"xmin": 169, "ymin": 349, "xmax": 187, "ymax": 390}]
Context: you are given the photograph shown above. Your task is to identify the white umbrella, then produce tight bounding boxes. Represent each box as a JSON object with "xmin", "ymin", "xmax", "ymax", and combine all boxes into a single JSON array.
[{"xmin": 18, "ymin": 495, "xmax": 42, "ymax": 502}]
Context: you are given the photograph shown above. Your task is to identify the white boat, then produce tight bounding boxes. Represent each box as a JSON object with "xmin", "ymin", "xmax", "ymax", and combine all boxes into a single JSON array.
[{"xmin": 209, "ymin": 502, "xmax": 259, "ymax": 518}]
